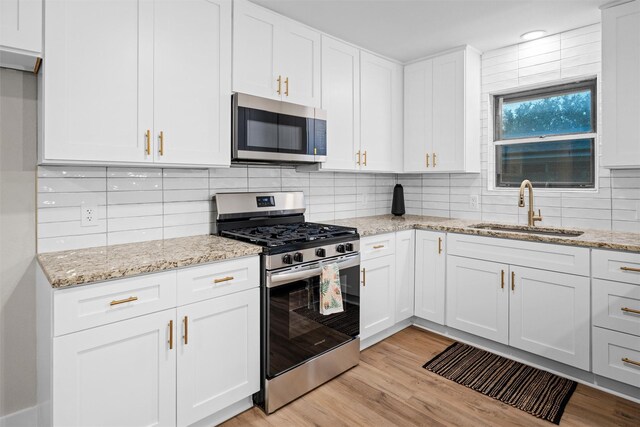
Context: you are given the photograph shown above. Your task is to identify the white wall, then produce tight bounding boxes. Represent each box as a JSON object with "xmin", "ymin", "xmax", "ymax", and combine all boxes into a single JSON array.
[
  {"xmin": 37, "ymin": 165, "xmax": 397, "ymax": 252},
  {"xmin": 0, "ymin": 69, "xmax": 37, "ymax": 417},
  {"xmin": 403, "ymin": 24, "xmax": 640, "ymax": 233}
]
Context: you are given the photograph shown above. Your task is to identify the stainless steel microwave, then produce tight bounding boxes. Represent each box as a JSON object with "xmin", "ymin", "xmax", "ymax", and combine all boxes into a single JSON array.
[{"xmin": 232, "ymin": 93, "xmax": 327, "ymax": 164}]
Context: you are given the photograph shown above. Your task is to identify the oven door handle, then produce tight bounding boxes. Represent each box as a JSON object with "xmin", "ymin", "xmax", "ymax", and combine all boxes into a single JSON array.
[{"xmin": 266, "ymin": 254, "xmax": 360, "ymax": 288}]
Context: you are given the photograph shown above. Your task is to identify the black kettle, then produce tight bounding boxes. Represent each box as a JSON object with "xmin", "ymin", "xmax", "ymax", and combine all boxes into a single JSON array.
[{"xmin": 391, "ymin": 184, "xmax": 405, "ymax": 216}]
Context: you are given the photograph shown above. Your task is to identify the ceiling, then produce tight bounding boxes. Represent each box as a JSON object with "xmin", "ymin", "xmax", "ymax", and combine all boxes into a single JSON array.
[{"xmin": 249, "ymin": 0, "xmax": 609, "ymax": 62}]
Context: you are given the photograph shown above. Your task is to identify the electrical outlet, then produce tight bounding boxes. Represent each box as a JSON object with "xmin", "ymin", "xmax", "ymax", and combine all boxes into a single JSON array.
[
  {"xmin": 81, "ymin": 204, "xmax": 98, "ymax": 227},
  {"xmin": 470, "ymin": 195, "xmax": 480, "ymax": 211}
]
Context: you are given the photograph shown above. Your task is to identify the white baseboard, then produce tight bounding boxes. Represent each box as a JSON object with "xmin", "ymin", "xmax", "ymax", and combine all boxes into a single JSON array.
[{"xmin": 0, "ymin": 406, "xmax": 38, "ymax": 427}]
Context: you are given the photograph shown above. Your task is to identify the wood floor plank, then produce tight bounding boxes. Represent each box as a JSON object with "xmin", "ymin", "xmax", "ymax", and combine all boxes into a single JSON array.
[{"xmin": 221, "ymin": 326, "xmax": 640, "ymax": 427}]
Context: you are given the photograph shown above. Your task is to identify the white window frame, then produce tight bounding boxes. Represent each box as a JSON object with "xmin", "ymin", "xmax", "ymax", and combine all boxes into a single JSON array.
[{"xmin": 487, "ymin": 77, "xmax": 600, "ymax": 193}]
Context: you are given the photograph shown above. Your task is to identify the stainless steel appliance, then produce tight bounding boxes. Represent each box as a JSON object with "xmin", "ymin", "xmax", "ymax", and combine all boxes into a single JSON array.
[
  {"xmin": 232, "ymin": 93, "xmax": 327, "ymax": 164},
  {"xmin": 214, "ymin": 191, "xmax": 359, "ymax": 414}
]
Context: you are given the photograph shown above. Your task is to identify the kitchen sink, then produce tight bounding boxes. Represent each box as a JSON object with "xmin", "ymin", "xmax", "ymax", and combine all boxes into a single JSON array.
[{"xmin": 468, "ymin": 223, "xmax": 584, "ymax": 237}]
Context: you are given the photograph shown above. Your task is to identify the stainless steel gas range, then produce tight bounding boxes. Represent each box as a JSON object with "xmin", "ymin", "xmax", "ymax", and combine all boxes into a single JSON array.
[{"xmin": 213, "ymin": 191, "xmax": 361, "ymax": 414}]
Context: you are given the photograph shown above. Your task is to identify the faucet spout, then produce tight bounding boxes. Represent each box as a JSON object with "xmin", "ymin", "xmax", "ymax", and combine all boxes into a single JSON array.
[{"xmin": 518, "ymin": 180, "xmax": 542, "ymax": 227}]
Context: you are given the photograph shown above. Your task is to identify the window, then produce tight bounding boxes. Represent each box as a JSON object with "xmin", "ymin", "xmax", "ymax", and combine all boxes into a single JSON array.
[{"xmin": 494, "ymin": 80, "xmax": 596, "ymax": 189}]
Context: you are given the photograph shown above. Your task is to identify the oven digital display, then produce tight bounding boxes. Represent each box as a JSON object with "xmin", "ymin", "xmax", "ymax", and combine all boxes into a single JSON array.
[{"xmin": 256, "ymin": 196, "xmax": 276, "ymax": 207}]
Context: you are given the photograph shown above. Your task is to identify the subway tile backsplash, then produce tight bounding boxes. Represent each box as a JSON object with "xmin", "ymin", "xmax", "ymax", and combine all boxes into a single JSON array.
[{"xmin": 36, "ymin": 165, "xmax": 398, "ymax": 253}]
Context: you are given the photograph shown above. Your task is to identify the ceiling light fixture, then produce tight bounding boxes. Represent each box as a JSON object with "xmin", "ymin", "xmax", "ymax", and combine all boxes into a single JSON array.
[{"xmin": 521, "ymin": 30, "xmax": 547, "ymax": 41}]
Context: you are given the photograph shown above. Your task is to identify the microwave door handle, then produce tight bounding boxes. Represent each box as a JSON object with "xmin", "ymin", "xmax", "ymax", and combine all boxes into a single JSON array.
[{"xmin": 267, "ymin": 254, "xmax": 360, "ymax": 288}]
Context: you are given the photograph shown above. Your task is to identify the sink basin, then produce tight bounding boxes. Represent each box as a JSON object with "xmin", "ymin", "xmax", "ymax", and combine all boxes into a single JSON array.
[{"xmin": 469, "ymin": 223, "xmax": 584, "ymax": 237}]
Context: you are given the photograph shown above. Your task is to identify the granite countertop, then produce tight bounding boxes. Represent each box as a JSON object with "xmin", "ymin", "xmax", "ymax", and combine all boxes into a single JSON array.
[
  {"xmin": 332, "ymin": 214, "xmax": 640, "ymax": 253},
  {"xmin": 38, "ymin": 235, "xmax": 262, "ymax": 289}
]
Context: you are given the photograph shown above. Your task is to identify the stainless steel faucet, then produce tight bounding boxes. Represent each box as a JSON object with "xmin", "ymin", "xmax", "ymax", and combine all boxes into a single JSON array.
[{"xmin": 518, "ymin": 180, "xmax": 543, "ymax": 227}]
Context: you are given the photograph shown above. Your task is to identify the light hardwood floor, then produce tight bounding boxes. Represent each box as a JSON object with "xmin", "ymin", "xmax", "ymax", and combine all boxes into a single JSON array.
[{"xmin": 222, "ymin": 326, "xmax": 640, "ymax": 427}]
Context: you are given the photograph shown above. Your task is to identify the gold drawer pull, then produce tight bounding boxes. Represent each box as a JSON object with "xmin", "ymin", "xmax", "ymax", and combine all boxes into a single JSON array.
[
  {"xmin": 621, "ymin": 307, "xmax": 640, "ymax": 315},
  {"xmin": 363, "ymin": 150, "xmax": 367, "ymax": 166},
  {"xmin": 145, "ymin": 130, "xmax": 151, "ymax": 155},
  {"xmin": 501, "ymin": 270, "xmax": 505, "ymax": 289},
  {"xmin": 372, "ymin": 245, "xmax": 385, "ymax": 249},
  {"xmin": 168, "ymin": 320, "xmax": 174, "ymax": 350},
  {"xmin": 438, "ymin": 237, "xmax": 442, "ymax": 254},
  {"xmin": 159, "ymin": 131, "xmax": 164, "ymax": 156},
  {"xmin": 511, "ymin": 271, "xmax": 515, "ymax": 291},
  {"xmin": 426, "ymin": 153, "xmax": 430, "ymax": 167},
  {"xmin": 277, "ymin": 75, "xmax": 282, "ymax": 95},
  {"xmin": 356, "ymin": 150, "xmax": 361, "ymax": 166},
  {"xmin": 284, "ymin": 77, "xmax": 289, "ymax": 96},
  {"xmin": 433, "ymin": 152, "xmax": 437, "ymax": 167},
  {"xmin": 621, "ymin": 266, "xmax": 640, "ymax": 273},
  {"xmin": 622, "ymin": 357, "xmax": 640, "ymax": 367},
  {"xmin": 361, "ymin": 268, "xmax": 366, "ymax": 287},
  {"xmin": 183, "ymin": 316, "xmax": 189, "ymax": 345},
  {"xmin": 110, "ymin": 296, "xmax": 138, "ymax": 306},
  {"xmin": 213, "ymin": 276, "xmax": 234, "ymax": 284}
]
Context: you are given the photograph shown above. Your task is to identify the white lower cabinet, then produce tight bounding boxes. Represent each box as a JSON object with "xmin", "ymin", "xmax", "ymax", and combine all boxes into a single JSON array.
[
  {"xmin": 395, "ymin": 230, "xmax": 415, "ymax": 322},
  {"xmin": 414, "ymin": 230, "xmax": 445, "ymax": 324},
  {"xmin": 509, "ymin": 266, "xmax": 590, "ymax": 370},
  {"xmin": 360, "ymin": 254, "xmax": 396, "ymax": 340},
  {"xmin": 446, "ymin": 256, "xmax": 509, "ymax": 344},
  {"xmin": 177, "ymin": 288, "xmax": 260, "ymax": 426},
  {"xmin": 53, "ymin": 310, "xmax": 177, "ymax": 427}
]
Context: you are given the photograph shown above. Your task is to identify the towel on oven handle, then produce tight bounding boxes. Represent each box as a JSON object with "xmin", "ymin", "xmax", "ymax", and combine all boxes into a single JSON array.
[{"xmin": 320, "ymin": 262, "xmax": 344, "ymax": 315}]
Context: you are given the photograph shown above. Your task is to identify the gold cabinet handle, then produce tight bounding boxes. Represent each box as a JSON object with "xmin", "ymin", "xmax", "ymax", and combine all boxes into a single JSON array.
[
  {"xmin": 145, "ymin": 130, "xmax": 151, "ymax": 155},
  {"xmin": 110, "ymin": 296, "xmax": 138, "ymax": 306},
  {"xmin": 361, "ymin": 268, "xmax": 366, "ymax": 287},
  {"xmin": 277, "ymin": 75, "xmax": 282, "ymax": 95},
  {"xmin": 363, "ymin": 151, "xmax": 367, "ymax": 166},
  {"xmin": 501, "ymin": 270, "xmax": 505, "ymax": 289},
  {"xmin": 213, "ymin": 276, "xmax": 234, "ymax": 284},
  {"xmin": 183, "ymin": 316, "xmax": 189, "ymax": 345},
  {"xmin": 621, "ymin": 307, "xmax": 640, "ymax": 315},
  {"xmin": 433, "ymin": 152, "xmax": 437, "ymax": 167},
  {"xmin": 511, "ymin": 271, "xmax": 515, "ymax": 291},
  {"xmin": 426, "ymin": 153, "xmax": 430, "ymax": 168},
  {"xmin": 159, "ymin": 131, "xmax": 164, "ymax": 156},
  {"xmin": 168, "ymin": 320, "xmax": 174, "ymax": 350},
  {"xmin": 373, "ymin": 244, "xmax": 384, "ymax": 249},
  {"xmin": 356, "ymin": 150, "xmax": 361, "ymax": 166},
  {"xmin": 622, "ymin": 357, "xmax": 640, "ymax": 367},
  {"xmin": 284, "ymin": 77, "xmax": 289, "ymax": 96},
  {"xmin": 621, "ymin": 266, "xmax": 640, "ymax": 273},
  {"xmin": 438, "ymin": 237, "xmax": 442, "ymax": 254}
]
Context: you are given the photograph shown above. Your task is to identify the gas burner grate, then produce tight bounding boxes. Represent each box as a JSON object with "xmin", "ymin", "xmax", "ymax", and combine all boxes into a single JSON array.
[{"xmin": 220, "ymin": 222, "xmax": 356, "ymax": 248}]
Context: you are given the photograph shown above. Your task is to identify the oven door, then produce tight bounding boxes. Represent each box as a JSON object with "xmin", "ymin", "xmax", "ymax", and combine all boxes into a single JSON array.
[
  {"xmin": 265, "ymin": 253, "xmax": 360, "ymax": 379},
  {"xmin": 234, "ymin": 93, "xmax": 316, "ymax": 163}
]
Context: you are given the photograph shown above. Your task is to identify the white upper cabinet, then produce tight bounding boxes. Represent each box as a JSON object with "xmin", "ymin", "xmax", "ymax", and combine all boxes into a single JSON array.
[
  {"xmin": 41, "ymin": 0, "xmax": 231, "ymax": 166},
  {"xmin": 0, "ymin": 0, "xmax": 42, "ymax": 71},
  {"xmin": 320, "ymin": 36, "xmax": 360, "ymax": 170},
  {"xmin": 403, "ymin": 46, "xmax": 480, "ymax": 173},
  {"xmin": 360, "ymin": 51, "xmax": 403, "ymax": 172},
  {"xmin": 602, "ymin": 0, "xmax": 640, "ymax": 168},
  {"xmin": 153, "ymin": 0, "xmax": 231, "ymax": 166},
  {"xmin": 233, "ymin": 0, "xmax": 320, "ymax": 107}
]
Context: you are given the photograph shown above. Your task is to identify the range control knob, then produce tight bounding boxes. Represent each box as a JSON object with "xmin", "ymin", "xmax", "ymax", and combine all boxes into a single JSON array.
[
  {"xmin": 336, "ymin": 244, "xmax": 346, "ymax": 253},
  {"xmin": 345, "ymin": 243, "xmax": 354, "ymax": 252},
  {"xmin": 316, "ymin": 248, "xmax": 326, "ymax": 257},
  {"xmin": 282, "ymin": 254, "xmax": 293, "ymax": 264},
  {"xmin": 293, "ymin": 252, "xmax": 304, "ymax": 262}
]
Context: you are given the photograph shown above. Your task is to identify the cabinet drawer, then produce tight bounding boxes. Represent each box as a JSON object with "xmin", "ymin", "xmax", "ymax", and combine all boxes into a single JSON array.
[
  {"xmin": 54, "ymin": 271, "xmax": 177, "ymax": 336},
  {"xmin": 361, "ymin": 233, "xmax": 396, "ymax": 260},
  {"xmin": 593, "ymin": 327, "xmax": 640, "ymax": 388},
  {"xmin": 593, "ymin": 279, "xmax": 640, "ymax": 337},
  {"xmin": 592, "ymin": 249, "xmax": 640, "ymax": 285},
  {"xmin": 176, "ymin": 256, "xmax": 260, "ymax": 305},
  {"xmin": 447, "ymin": 233, "xmax": 589, "ymax": 276}
]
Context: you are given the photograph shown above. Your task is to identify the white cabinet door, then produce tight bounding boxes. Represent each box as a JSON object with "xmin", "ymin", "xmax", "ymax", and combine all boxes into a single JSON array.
[
  {"xmin": 232, "ymin": 0, "xmax": 279, "ymax": 100},
  {"xmin": 602, "ymin": 0, "xmax": 640, "ymax": 168},
  {"xmin": 53, "ymin": 310, "xmax": 176, "ymax": 427},
  {"xmin": 177, "ymin": 288, "xmax": 260, "ymax": 426},
  {"xmin": 414, "ymin": 230, "xmax": 446, "ymax": 325},
  {"xmin": 0, "ymin": 0, "xmax": 41, "ymax": 53},
  {"xmin": 153, "ymin": 0, "xmax": 231, "ymax": 166},
  {"xmin": 403, "ymin": 59, "xmax": 433, "ymax": 173},
  {"xmin": 446, "ymin": 256, "xmax": 509, "ymax": 344},
  {"xmin": 431, "ymin": 49, "xmax": 464, "ymax": 172},
  {"xmin": 278, "ymin": 21, "xmax": 321, "ymax": 107},
  {"xmin": 43, "ymin": 0, "xmax": 153, "ymax": 163},
  {"xmin": 509, "ymin": 266, "xmax": 590, "ymax": 370},
  {"xmin": 395, "ymin": 230, "xmax": 415, "ymax": 322},
  {"xmin": 360, "ymin": 51, "xmax": 402, "ymax": 172},
  {"xmin": 360, "ymin": 254, "xmax": 395, "ymax": 339},
  {"xmin": 321, "ymin": 36, "xmax": 360, "ymax": 170}
]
